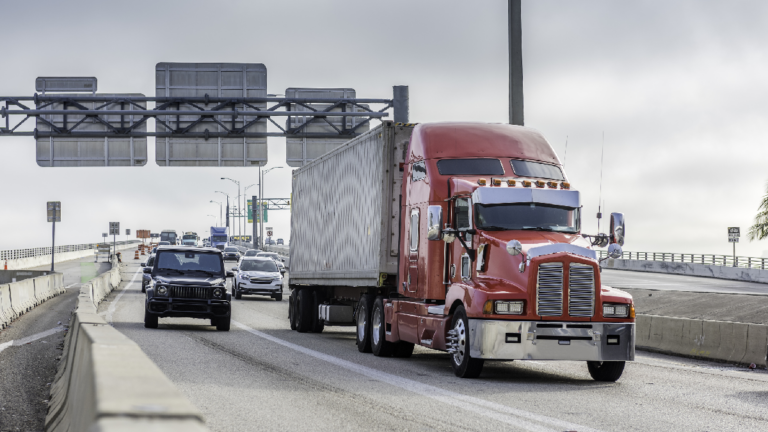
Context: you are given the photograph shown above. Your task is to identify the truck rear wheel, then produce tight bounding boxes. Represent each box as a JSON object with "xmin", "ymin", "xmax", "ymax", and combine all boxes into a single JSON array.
[
  {"xmin": 392, "ymin": 341, "xmax": 415, "ymax": 358},
  {"xmin": 587, "ymin": 361, "xmax": 625, "ymax": 382},
  {"xmin": 295, "ymin": 288, "xmax": 313, "ymax": 333},
  {"xmin": 289, "ymin": 290, "xmax": 298, "ymax": 330},
  {"xmin": 356, "ymin": 294, "xmax": 374, "ymax": 353},
  {"xmin": 371, "ymin": 297, "xmax": 393, "ymax": 357},
  {"xmin": 449, "ymin": 306, "xmax": 484, "ymax": 378},
  {"xmin": 310, "ymin": 291, "xmax": 325, "ymax": 333}
]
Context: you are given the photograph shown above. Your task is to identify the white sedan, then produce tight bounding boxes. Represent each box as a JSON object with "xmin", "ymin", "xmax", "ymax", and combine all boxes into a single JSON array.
[{"xmin": 231, "ymin": 257, "xmax": 283, "ymax": 301}]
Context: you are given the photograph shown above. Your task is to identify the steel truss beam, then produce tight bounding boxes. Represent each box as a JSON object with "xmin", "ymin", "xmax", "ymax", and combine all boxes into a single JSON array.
[{"xmin": 0, "ymin": 95, "xmax": 393, "ymax": 139}]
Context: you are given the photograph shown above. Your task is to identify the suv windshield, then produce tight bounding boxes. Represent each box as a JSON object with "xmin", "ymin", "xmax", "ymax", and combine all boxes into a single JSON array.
[
  {"xmin": 155, "ymin": 251, "xmax": 223, "ymax": 274},
  {"xmin": 240, "ymin": 260, "xmax": 278, "ymax": 272},
  {"xmin": 224, "ymin": 247, "xmax": 238, "ymax": 252},
  {"xmin": 475, "ymin": 203, "xmax": 579, "ymax": 233},
  {"xmin": 257, "ymin": 252, "xmax": 278, "ymax": 259},
  {"xmin": 244, "ymin": 250, "xmax": 258, "ymax": 257}
]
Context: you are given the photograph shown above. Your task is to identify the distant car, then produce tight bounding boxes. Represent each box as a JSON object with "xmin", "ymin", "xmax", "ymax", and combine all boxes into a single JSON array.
[
  {"xmin": 256, "ymin": 252, "xmax": 285, "ymax": 274},
  {"xmin": 242, "ymin": 250, "xmax": 259, "ymax": 259},
  {"xmin": 231, "ymin": 257, "xmax": 283, "ymax": 301},
  {"xmin": 152, "ymin": 247, "xmax": 158, "ymax": 254},
  {"xmin": 264, "ymin": 238, "xmax": 276, "ymax": 245},
  {"xmin": 140, "ymin": 254, "xmax": 155, "ymax": 293},
  {"xmin": 158, "ymin": 241, "xmax": 171, "ymax": 246},
  {"xmin": 236, "ymin": 246, "xmax": 248, "ymax": 254},
  {"xmin": 276, "ymin": 238, "xmax": 284, "ymax": 245},
  {"xmin": 222, "ymin": 246, "xmax": 241, "ymax": 261}
]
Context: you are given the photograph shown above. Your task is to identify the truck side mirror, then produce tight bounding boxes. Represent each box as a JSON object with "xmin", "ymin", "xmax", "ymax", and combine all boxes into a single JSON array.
[
  {"xmin": 608, "ymin": 243, "xmax": 623, "ymax": 259},
  {"xmin": 610, "ymin": 212, "xmax": 625, "ymax": 246},
  {"xmin": 427, "ymin": 205, "xmax": 443, "ymax": 241}
]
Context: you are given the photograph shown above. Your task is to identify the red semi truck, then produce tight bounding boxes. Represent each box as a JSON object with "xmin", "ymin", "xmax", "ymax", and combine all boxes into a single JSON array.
[{"xmin": 288, "ymin": 121, "xmax": 633, "ymax": 380}]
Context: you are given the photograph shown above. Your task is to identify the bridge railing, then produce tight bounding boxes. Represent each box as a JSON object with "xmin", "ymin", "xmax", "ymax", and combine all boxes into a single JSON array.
[
  {"xmin": 0, "ymin": 240, "xmax": 141, "ymax": 261},
  {"xmin": 599, "ymin": 250, "xmax": 768, "ymax": 270}
]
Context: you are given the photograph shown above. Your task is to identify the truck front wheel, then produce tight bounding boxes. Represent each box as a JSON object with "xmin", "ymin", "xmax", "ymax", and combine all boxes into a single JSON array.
[
  {"xmin": 371, "ymin": 297, "xmax": 393, "ymax": 357},
  {"xmin": 587, "ymin": 361, "xmax": 625, "ymax": 382},
  {"xmin": 356, "ymin": 294, "xmax": 374, "ymax": 353},
  {"xmin": 449, "ymin": 306, "xmax": 484, "ymax": 378}
]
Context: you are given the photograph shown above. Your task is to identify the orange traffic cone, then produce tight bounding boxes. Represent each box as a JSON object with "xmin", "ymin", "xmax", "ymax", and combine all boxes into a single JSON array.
[{"xmin": 134, "ymin": 249, "xmax": 140, "ymax": 260}]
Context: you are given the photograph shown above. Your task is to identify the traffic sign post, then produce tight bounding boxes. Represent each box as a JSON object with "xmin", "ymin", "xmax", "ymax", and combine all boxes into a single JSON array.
[
  {"xmin": 47, "ymin": 201, "xmax": 61, "ymax": 272},
  {"xmin": 110, "ymin": 222, "xmax": 119, "ymax": 261},
  {"xmin": 728, "ymin": 227, "xmax": 740, "ymax": 267}
]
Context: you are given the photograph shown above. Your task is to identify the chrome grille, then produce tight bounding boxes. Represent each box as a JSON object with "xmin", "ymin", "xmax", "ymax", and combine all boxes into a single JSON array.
[
  {"xmin": 568, "ymin": 263, "xmax": 595, "ymax": 317},
  {"xmin": 536, "ymin": 263, "xmax": 563, "ymax": 316},
  {"xmin": 169, "ymin": 285, "xmax": 210, "ymax": 299}
]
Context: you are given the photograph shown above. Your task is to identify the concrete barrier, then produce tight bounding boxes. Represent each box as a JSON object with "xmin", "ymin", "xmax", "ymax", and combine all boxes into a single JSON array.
[
  {"xmin": 46, "ymin": 262, "xmax": 210, "ymax": 432},
  {"xmin": 0, "ymin": 272, "xmax": 66, "ymax": 329},
  {"xmin": 638, "ymin": 314, "xmax": 768, "ymax": 367},
  {"xmin": 605, "ymin": 258, "xmax": 768, "ymax": 284}
]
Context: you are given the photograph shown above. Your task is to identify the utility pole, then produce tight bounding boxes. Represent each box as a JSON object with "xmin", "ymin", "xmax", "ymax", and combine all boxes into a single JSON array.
[{"xmin": 509, "ymin": 0, "xmax": 524, "ymax": 126}]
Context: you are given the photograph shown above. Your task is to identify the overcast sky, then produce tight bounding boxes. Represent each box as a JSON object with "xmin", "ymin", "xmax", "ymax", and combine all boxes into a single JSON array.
[{"xmin": 1, "ymin": 0, "xmax": 767, "ymax": 257}]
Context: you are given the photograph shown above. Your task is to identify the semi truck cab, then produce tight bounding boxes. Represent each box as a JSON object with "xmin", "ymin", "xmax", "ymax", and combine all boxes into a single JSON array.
[{"xmin": 385, "ymin": 123, "xmax": 634, "ymax": 378}]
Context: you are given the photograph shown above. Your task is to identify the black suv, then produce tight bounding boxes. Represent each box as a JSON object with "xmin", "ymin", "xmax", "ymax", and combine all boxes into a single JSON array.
[{"xmin": 143, "ymin": 247, "xmax": 234, "ymax": 331}]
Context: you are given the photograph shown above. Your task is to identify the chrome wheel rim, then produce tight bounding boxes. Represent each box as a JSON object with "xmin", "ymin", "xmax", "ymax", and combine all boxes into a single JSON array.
[
  {"xmin": 357, "ymin": 306, "xmax": 367, "ymax": 341},
  {"xmin": 453, "ymin": 319, "xmax": 466, "ymax": 365},
  {"xmin": 372, "ymin": 306, "xmax": 382, "ymax": 346}
]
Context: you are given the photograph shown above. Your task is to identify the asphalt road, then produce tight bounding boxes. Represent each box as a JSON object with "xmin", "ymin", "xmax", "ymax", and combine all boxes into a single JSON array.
[
  {"xmin": 101, "ymin": 261, "xmax": 768, "ymax": 432},
  {"xmin": 0, "ymin": 255, "xmax": 112, "ymax": 432},
  {"xmin": 601, "ymin": 269, "xmax": 768, "ymax": 295}
]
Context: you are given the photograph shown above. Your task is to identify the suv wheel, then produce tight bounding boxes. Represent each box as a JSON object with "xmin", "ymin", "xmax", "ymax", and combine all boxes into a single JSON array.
[
  {"xmin": 144, "ymin": 310, "xmax": 158, "ymax": 329},
  {"xmin": 215, "ymin": 316, "xmax": 231, "ymax": 331},
  {"xmin": 234, "ymin": 284, "xmax": 242, "ymax": 300}
]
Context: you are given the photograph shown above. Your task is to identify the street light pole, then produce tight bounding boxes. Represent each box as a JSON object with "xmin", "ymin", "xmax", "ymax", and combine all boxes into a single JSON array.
[
  {"xmin": 210, "ymin": 200, "xmax": 222, "ymax": 226},
  {"xmin": 221, "ymin": 178, "xmax": 241, "ymax": 245},
  {"xmin": 215, "ymin": 191, "xmax": 231, "ymax": 241},
  {"xmin": 260, "ymin": 167, "xmax": 283, "ymax": 248}
]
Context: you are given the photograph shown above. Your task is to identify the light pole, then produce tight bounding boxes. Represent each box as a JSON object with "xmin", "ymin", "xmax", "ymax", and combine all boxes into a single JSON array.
[
  {"xmin": 244, "ymin": 183, "xmax": 257, "ymax": 247},
  {"xmin": 260, "ymin": 167, "xmax": 283, "ymax": 248},
  {"xmin": 221, "ymin": 178, "xmax": 241, "ymax": 244},
  {"xmin": 210, "ymin": 200, "xmax": 222, "ymax": 226},
  {"xmin": 215, "ymin": 191, "xmax": 230, "ymax": 240}
]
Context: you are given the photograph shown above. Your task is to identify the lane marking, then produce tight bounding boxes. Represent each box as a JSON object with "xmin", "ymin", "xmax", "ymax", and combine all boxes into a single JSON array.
[
  {"xmin": 0, "ymin": 326, "xmax": 66, "ymax": 355},
  {"xmin": 232, "ymin": 320, "xmax": 602, "ymax": 432},
  {"xmin": 105, "ymin": 269, "xmax": 141, "ymax": 324}
]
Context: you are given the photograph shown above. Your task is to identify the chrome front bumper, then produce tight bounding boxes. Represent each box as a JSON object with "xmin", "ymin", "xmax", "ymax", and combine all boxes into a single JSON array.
[{"xmin": 468, "ymin": 320, "xmax": 635, "ymax": 361}]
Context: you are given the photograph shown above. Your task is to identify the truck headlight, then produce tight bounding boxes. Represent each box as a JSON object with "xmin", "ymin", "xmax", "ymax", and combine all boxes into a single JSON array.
[
  {"xmin": 603, "ymin": 303, "xmax": 630, "ymax": 318},
  {"xmin": 484, "ymin": 300, "xmax": 524, "ymax": 315},
  {"xmin": 213, "ymin": 288, "xmax": 223, "ymax": 298},
  {"xmin": 157, "ymin": 286, "xmax": 168, "ymax": 296}
]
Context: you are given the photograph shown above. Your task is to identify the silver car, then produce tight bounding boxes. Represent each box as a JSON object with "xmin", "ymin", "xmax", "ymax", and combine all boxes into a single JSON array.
[
  {"xmin": 256, "ymin": 252, "xmax": 286, "ymax": 274},
  {"xmin": 232, "ymin": 257, "xmax": 283, "ymax": 301}
]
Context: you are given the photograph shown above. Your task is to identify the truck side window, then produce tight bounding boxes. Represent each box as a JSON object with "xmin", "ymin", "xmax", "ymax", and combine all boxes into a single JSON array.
[
  {"xmin": 410, "ymin": 209, "xmax": 419, "ymax": 251},
  {"xmin": 411, "ymin": 161, "xmax": 426, "ymax": 182},
  {"xmin": 455, "ymin": 198, "xmax": 470, "ymax": 229},
  {"xmin": 461, "ymin": 254, "xmax": 471, "ymax": 280}
]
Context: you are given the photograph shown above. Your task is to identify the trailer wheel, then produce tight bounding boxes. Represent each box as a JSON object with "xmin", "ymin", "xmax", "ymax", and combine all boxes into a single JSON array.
[
  {"xmin": 311, "ymin": 290, "xmax": 325, "ymax": 333},
  {"xmin": 449, "ymin": 306, "xmax": 484, "ymax": 378},
  {"xmin": 587, "ymin": 361, "xmax": 625, "ymax": 382},
  {"xmin": 371, "ymin": 297, "xmax": 393, "ymax": 357},
  {"xmin": 289, "ymin": 290, "xmax": 298, "ymax": 330},
  {"xmin": 356, "ymin": 294, "xmax": 374, "ymax": 353},
  {"xmin": 295, "ymin": 288, "xmax": 313, "ymax": 333}
]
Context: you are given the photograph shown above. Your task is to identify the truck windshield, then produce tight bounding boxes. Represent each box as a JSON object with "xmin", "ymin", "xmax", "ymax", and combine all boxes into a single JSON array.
[
  {"xmin": 160, "ymin": 233, "xmax": 177, "ymax": 243},
  {"xmin": 509, "ymin": 160, "xmax": 564, "ymax": 180},
  {"xmin": 475, "ymin": 203, "xmax": 579, "ymax": 233},
  {"xmin": 155, "ymin": 252, "xmax": 222, "ymax": 274},
  {"xmin": 437, "ymin": 158, "xmax": 504, "ymax": 175},
  {"xmin": 240, "ymin": 260, "xmax": 277, "ymax": 272},
  {"xmin": 211, "ymin": 235, "xmax": 227, "ymax": 242}
]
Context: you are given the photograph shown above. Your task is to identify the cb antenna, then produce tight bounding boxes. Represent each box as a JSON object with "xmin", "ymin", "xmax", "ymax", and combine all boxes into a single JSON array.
[
  {"xmin": 563, "ymin": 135, "xmax": 569, "ymax": 168},
  {"xmin": 597, "ymin": 131, "xmax": 604, "ymax": 233}
]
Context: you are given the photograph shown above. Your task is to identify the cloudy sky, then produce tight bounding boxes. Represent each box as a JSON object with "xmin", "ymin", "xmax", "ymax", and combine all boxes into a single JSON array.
[{"xmin": 1, "ymin": 0, "xmax": 767, "ymax": 257}]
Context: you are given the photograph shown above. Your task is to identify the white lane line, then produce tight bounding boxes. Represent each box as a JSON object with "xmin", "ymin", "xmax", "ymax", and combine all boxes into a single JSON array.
[
  {"xmin": 232, "ymin": 320, "xmax": 602, "ymax": 432},
  {"xmin": 106, "ymin": 269, "xmax": 141, "ymax": 324},
  {"xmin": 65, "ymin": 283, "xmax": 79, "ymax": 289},
  {"xmin": 0, "ymin": 326, "xmax": 66, "ymax": 355}
]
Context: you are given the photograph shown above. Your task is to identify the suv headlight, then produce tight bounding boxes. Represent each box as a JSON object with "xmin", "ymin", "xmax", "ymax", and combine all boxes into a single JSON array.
[
  {"xmin": 213, "ymin": 288, "xmax": 223, "ymax": 298},
  {"xmin": 156, "ymin": 285, "xmax": 168, "ymax": 296},
  {"xmin": 603, "ymin": 303, "xmax": 630, "ymax": 318},
  {"xmin": 239, "ymin": 273, "xmax": 249, "ymax": 279}
]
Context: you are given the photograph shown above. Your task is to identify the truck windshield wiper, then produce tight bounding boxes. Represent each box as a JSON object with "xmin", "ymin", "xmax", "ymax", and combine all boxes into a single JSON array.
[
  {"xmin": 478, "ymin": 225, "xmax": 509, "ymax": 231},
  {"xmin": 521, "ymin": 226, "xmax": 551, "ymax": 231}
]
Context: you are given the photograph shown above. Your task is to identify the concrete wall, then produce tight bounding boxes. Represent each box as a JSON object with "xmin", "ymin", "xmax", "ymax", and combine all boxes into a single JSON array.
[
  {"xmin": 637, "ymin": 314, "xmax": 768, "ymax": 367},
  {"xmin": 604, "ymin": 258, "xmax": 768, "ymax": 284},
  {"xmin": 0, "ymin": 272, "xmax": 65, "ymax": 330},
  {"xmin": 46, "ymin": 261, "xmax": 209, "ymax": 432},
  {"xmin": 3, "ymin": 242, "xmax": 138, "ymax": 271}
]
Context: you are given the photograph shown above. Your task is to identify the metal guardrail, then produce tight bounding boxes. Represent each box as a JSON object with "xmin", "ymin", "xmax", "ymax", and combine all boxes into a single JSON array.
[
  {"xmin": 0, "ymin": 240, "xmax": 140, "ymax": 261},
  {"xmin": 599, "ymin": 250, "xmax": 768, "ymax": 270}
]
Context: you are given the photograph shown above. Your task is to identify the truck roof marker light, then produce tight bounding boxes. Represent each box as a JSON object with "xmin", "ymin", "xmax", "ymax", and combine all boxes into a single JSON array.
[
  {"xmin": 522, "ymin": 180, "xmax": 532, "ymax": 187},
  {"xmin": 534, "ymin": 180, "xmax": 545, "ymax": 188},
  {"xmin": 492, "ymin": 178, "xmax": 502, "ymax": 186},
  {"xmin": 507, "ymin": 179, "xmax": 516, "ymax": 187},
  {"xmin": 547, "ymin": 181, "xmax": 558, "ymax": 188},
  {"xmin": 478, "ymin": 178, "xmax": 487, "ymax": 186},
  {"xmin": 561, "ymin": 182, "xmax": 570, "ymax": 189}
]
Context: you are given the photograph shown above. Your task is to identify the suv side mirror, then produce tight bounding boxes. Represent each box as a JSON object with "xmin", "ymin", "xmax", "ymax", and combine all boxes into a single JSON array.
[
  {"xmin": 427, "ymin": 205, "xmax": 443, "ymax": 241},
  {"xmin": 143, "ymin": 267, "xmax": 152, "ymax": 274},
  {"xmin": 610, "ymin": 213, "xmax": 625, "ymax": 246},
  {"xmin": 226, "ymin": 271, "xmax": 235, "ymax": 278},
  {"xmin": 140, "ymin": 262, "xmax": 146, "ymax": 267},
  {"xmin": 231, "ymin": 267, "xmax": 238, "ymax": 271}
]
